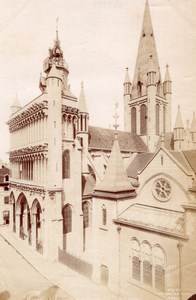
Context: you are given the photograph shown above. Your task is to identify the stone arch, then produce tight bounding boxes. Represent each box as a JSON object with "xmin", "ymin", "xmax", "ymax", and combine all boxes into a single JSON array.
[
  {"xmin": 10, "ymin": 191, "xmax": 16, "ymax": 232},
  {"xmin": 140, "ymin": 104, "xmax": 147, "ymax": 135},
  {"xmin": 131, "ymin": 107, "xmax": 137, "ymax": 134},
  {"xmin": 62, "ymin": 203, "xmax": 73, "ymax": 250},
  {"xmin": 16, "ymin": 193, "xmax": 31, "ymax": 243},
  {"xmin": 31, "ymin": 199, "xmax": 43, "ymax": 253}
]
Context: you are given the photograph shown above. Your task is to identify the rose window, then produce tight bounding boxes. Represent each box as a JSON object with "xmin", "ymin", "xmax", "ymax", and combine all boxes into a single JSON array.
[{"xmin": 153, "ymin": 179, "xmax": 171, "ymax": 201}]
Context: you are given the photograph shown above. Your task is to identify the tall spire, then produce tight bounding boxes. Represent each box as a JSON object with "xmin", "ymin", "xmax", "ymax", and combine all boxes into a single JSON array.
[
  {"xmin": 132, "ymin": 0, "xmax": 160, "ymax": 98},
  {"xmin": 79, "ymin": 81, "xmax": 88, "ymax": 113}
]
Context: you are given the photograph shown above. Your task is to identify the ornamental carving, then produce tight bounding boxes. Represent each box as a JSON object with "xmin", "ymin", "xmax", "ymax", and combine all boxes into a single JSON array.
[
  {"xmin": 152, "ymin": 178, "xmax": 172, "ymax": 202},
  {"xmin": 9, "ymin": 144, "xmax": 48, "ymax": 158},
  {"xmin": 10, "ymin": 182, "xmax": 46, "ymax": 196}
]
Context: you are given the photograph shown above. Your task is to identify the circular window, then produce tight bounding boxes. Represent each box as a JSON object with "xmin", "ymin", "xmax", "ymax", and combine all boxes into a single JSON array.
[{"xmin": 152, "ymin": 178, "xmax": 172, "ymax": 202}]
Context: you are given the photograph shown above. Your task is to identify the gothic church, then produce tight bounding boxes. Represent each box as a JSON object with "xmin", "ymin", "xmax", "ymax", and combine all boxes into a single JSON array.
[{"xmin": 7, "ymin": 1, "xmax": 196, "ymax": 299}]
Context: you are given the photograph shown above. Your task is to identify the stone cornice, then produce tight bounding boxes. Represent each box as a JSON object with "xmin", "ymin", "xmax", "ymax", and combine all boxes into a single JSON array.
[
  {"xmin": 9, "ymin": 143, "xmax": 48, "ymax": 159},
  {"xmin": 62, "ymin": 105, "xmax": 79, "ymax": 120},
  {"xmin": 10, "ymin": 181, "xmax": 46, "ymax": 196},
  {"xmin": 114, "ymin": 218, "xmax": 188, "ymax": 240},
  {"xmin": 8, "ymin": 101, "xmax": 48, "ymax": 132}
]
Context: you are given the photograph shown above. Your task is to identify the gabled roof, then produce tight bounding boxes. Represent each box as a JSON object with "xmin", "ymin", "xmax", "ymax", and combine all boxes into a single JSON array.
[
  {"xmin": 126, "ymin": 152, "xmax": 154, "ymax": 179},
  {"xmin": 0, "ymin": 165, "xmax": 10, "ymax": 184},
  {"xmin": 88, "ymin": 126, "xmax": 147, "ymax": 152},
  {"xmin": 182, "ymin": 150, "xmax": 196, "ymax": 174}
]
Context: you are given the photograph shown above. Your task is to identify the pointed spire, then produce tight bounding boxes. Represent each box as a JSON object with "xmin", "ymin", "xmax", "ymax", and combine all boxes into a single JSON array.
[
  {"xmin": 164, "ymin": 64, "xmax": 171, "ymax": 82},
  {"xmin": 79, "ymin": 81, "xmax": 88, "ymax": 113},
  {"xmin": 95, "ymin": 135, "xmax": 135, "ymax": 193},
  {"xmin": 174, "ymin": 105, "xmax": 184, "ymax": 129},
  {"xmin": 132, "ymin": 0, "xmax": 160, "ymax": 98},
  {"xmin": 124, "ymin": 67, "xmax": 131, "ymax": 83},
  {"xmin": 11, "ymin": 93, "xmax": 21, "ymax": 114},
  {"xmin": 190, "ymin": 112, "xmax": 196, "ymax": 133},
  {"xmin": 48, "ymin": 63, "xmax": 61, "ymax": 79}
]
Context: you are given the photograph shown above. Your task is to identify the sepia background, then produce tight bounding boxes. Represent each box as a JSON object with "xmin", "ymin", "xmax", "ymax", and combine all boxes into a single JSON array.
[{"xmin": 0, "ymin": 0, "xmax": 195, "ymax": 161}]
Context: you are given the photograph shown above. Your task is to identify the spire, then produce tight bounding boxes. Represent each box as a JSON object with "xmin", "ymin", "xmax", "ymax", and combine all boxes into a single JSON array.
[
  {"xmin": 132, "ymin": 0, "xmax": 160, "ymax": 98},
  {"xmin": 79, "ymin": 82, "xmax": 88, "ymax": 113},
  {"xmin": 174, "ymin": 105, "xmax": 184, "ymax": 129},
  {"xmin": 95, "ymin": 136, "xmax": 135, "ymax": 193},
  {"xmin": 95, "ymin": 104, "xmax": 135, "ymax": 194},
  {"xmin": 147, "ymin": 54, "xmax": 156, "ymax": 73},
  {"xmin": 191, "ymin": 112, "xmax": 196, "ymax": 133},
  {"xmin": 11, "ymin": 94, "xmax": 21, "ymax": 114},
  {"xmin": 124, "ymin": 67, "xmax": 131, "ymax": 83},
  {"xmin": 164, "ymin": 64, "xmax": 171, "ymax": 82},
  {"xmin": 48, "ymin": 63, "xmax": 61, "ymax": 79}
]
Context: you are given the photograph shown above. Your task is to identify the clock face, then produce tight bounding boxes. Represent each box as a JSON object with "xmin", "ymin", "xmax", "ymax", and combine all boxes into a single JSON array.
[{"xmin": 152, "ymin": 178, "xmax": 172, "ymax": 202}]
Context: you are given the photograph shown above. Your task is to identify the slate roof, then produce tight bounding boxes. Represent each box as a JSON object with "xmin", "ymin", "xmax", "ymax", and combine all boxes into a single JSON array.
[
  {"xmin": 88, "ymin": 126, "xmax": 148, "ymax": 152},
  {"xmin": 182, "ymin": 150, "xmax": 196, "ymax": 174},
  {"xmin": 169, "ymin": 151, "xmax": 192, "ymax": 172},
  {"xmin": 126, "ymin": 152, "xmax": 154, "ymax": 179},
  {"xmin": 156, "ymin": 132, "xmax": 174, "ymax": 151},
  {"xmin": 116, "ymin": 204, "xmax": 186, "ymax": 237}
]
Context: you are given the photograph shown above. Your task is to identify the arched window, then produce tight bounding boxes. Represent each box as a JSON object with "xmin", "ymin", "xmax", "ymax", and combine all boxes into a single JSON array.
[
  {"xmin": 62, "ymin": 205, "xmax": 72, "ymax": 234},
  {"xmin": 131, "ymin": 107, "xmax": 137, "ymax": 134},
  {"xmin": 141, "ymin": 242, "xmax": 152, "ymax": 287},
  {"xmin": 153, "ymin": 246, "xmax": 166, "ymax": 292},
  {"xmin": 62, "ymin": 150, "xmax": 70, "ymax": 179},
  {"xmin": 163, "ymin": 106, "xmax": 166, "ymax": 133},
  {"xmin": 155, "ymin": 104, "xmax": 160, "ymax": 134},
  {"xmin": 140, "ymin": 104, "xmax": 147, "ymax": 135},
  {"xmin": 102, "ymin": 205, "xmax": 107, "ymax": 226},
  {"xmin": 83, "ymin": 202, "xmax": 89, "ymax": 228},
  {"xmin": 131, "ymin": 238, "xmax": 141, "ymax": 281}
]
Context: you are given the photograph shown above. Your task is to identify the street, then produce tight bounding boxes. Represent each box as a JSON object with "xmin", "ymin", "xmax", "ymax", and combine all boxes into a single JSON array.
[{"xmin": 0, "ymin": 235, "xmax": 72, "ymax": 300}]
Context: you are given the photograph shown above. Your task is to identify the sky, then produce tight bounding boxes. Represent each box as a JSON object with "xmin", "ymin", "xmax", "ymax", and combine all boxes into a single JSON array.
[{"xmin": 0, "ymin": 0, "xmax": 196, "ymax": 162}]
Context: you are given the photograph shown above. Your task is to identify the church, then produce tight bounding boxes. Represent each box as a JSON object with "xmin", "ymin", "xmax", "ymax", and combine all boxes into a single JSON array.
[{"xmin": 7, "ymin": 1, "xmax": 196, "ymax": 299}]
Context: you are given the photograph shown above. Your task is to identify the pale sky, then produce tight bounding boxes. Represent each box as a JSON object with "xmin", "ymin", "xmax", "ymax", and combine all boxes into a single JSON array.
[{"xmin": 0, "ymin": 0, "xmax": 196, "ymax": 162}]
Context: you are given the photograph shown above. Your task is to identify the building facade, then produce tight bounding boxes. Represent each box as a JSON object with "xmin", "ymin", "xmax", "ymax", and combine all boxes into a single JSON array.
[{"xmin": 7, "ymin": 1, "xmax": 196, "ymax": 299}]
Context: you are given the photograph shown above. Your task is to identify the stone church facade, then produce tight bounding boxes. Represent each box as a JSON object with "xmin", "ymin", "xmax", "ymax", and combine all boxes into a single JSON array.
[{"xmin": 7, "ymin": 1, "xmax": 196, "ymax": 299}]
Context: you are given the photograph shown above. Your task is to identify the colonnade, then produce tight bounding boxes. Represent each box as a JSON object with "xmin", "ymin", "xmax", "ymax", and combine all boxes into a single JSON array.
[
  {"xmin": 10, "ymin": 154, "xmax": 47, "ymax": 184},
  {"xmin": 10, "ymin": 113, "xmax": 47, "ymax": 150}
]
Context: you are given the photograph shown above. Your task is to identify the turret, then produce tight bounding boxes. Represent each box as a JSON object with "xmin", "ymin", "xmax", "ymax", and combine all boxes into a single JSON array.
[
  {"xmin": 147, "ymin": 55, "xmax": 156, "ymax": 86},
  {"xmin": 183, "ymin": 120, "xmax": 194, "ymax": 150},
  {"xmin": 124, "ymin": 68, "xmax": 132, "ymax": 131},
  {"xmin": 46, "ymin": 63, "xmax": 63, "ymax": 187},
  {"xmin": 77, "ymin": 82, "xmax": 89, "ymax": 174},
  {"xmin": 11, "ymin": 94, "xmax": 21, "ymax": 115},
  {"xmin": 163, "ymin": 64, "xmax": 172, "ymax": 132},
  {"xmin": 174, "ymin": 105, "xmax": 184, "ymax": 150}
]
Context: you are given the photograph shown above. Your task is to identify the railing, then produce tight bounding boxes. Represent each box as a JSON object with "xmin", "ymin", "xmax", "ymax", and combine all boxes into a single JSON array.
[{"xmin": 58, "ymin": 247, "xmax": 92, "ymax": 278}]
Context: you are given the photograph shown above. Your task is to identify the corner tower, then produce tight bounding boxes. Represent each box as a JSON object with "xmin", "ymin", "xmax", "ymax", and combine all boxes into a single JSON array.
[{"xmin": 124, "ymin": 0, "xmax": 172, "ymax": 152}]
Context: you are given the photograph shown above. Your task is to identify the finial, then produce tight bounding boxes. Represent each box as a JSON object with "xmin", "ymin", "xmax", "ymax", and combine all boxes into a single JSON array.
[
  {"xmin": 187, "ymin": 119, "xmax": 189, "ymax": 127},
  {"xmin": 166, "ymin": 64, "xmax": 169, "ymax": 69},
  {"xmin": 81, "ymin": 81, "xmax": 84, "ymax": 88},
  {"xmin": 126, "ymin": 67, "xmax": 129, "ymax": 71},
  {"xmin": 113, "ymin": 102, "xmax": 119, "ymax": 138},
  {"xmin": 56, "ymin": 17, "xmax": 59, "ymax": 40}
]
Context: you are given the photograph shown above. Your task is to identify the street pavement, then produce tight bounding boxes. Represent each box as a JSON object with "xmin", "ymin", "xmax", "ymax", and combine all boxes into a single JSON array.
[
  {"xmin": 0, "ymin": 234, "xmax": 72, "ymax": 300},
  {"xmin": 0, "ymin": 226, "xmax": 119, "ymax": 300}
]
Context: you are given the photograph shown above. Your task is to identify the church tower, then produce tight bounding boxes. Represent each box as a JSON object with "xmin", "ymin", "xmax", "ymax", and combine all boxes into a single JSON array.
[{"xmin": 124, "ymin": 0, "xmax": 171, "ymax": 152}]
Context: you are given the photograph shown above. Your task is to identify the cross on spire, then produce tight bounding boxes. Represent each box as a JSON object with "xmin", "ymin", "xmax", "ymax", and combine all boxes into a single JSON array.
[
  {"xmin": 113, "ymin": 102, "xmax": 119, "ymax": 138},
  {"xmin": 56, "ymin": 17, "xmax": 59, "ymax": 40}
]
